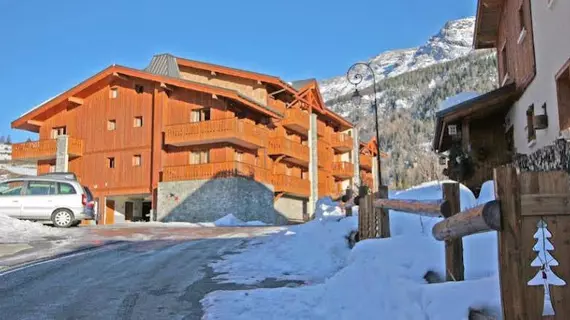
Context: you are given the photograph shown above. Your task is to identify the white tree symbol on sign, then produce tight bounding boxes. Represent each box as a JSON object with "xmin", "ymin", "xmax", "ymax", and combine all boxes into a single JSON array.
[{"xmin": 527, "ymin": 220, "xmax": 566, "ymax": 316}]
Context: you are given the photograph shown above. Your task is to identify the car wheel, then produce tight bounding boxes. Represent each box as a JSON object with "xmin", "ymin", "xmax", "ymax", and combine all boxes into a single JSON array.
[{"xmin": 52, "ymin": 209, "xmax": 75, "ymax": 228}]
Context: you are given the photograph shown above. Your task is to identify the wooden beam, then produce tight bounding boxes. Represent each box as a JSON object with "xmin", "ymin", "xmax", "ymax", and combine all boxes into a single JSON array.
[
  {"xmin": 432, "ymin": 200, "xmax": 502, "ymax": 241},
  {"xmin": 26, "ymin": 120, "xmax": 43, "ymax": 127},
  {"xmin": 210, "ymin": 71, "xmax": 217, "ymax": 76},
  {"xmin": 268, "ymin": 88, "xmax": 286, "ymax": 97},
  {"xmin": 442, "ymin": 182, "xmax": 464, "ymax": 281},
  {"xmin": 462, "ymin": 118, "xmax": 470, "ymax": 151},
  {"xmin": 373, "ymin": 198, "xmax": 450, "ymax": 217},
  {"xmin": 67, "ymin": 97, "xmax": 83, "ymax": 105},
  {"xmin": 520, "ymin": 193, "xmax": 570, "ymax": 216},
  {"xmin": 160, "ymin": 82, "xmax": 173, "ymax": 91},
  {"xmin": 112, "ymin": 72, "xmax": 129, "ymax": 81}
]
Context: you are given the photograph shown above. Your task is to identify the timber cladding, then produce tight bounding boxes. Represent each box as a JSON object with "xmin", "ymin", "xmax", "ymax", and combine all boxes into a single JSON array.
[
  {"xmin": 497, "ymin": 0, "xmax": 536, "ymax": 89},
  {"xmin": 495, "ymin": 167, "xmax": 570, "ymax": 319}
]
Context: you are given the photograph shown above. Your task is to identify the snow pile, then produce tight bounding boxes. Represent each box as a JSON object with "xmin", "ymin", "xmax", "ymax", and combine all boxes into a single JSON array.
[
  {"xmin": 214, "ymin": 214, "xmax": 267, "ymax": 227},
  {"xmin": 210, "ymin": 216, "xmax": 357, "ymax": 285},
  {"xmin": 203, "ymin": 180, "xmax": 502, "ymax": 319},
  {"xmin": 314, "ymin": 197, "xmax": 344, "ymax": 220},
  {"xmin": 0, "ymin": 213, "xmax": 78, "ymax": 243},
  {"xmin": 0, "ymin": 163, "xmax": 37, "ymax": 176}
]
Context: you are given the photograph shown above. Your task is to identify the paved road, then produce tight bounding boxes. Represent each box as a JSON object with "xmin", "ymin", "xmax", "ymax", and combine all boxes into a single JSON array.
[{"xmin": 0, "ymin": 236, "xmax": 287, "ymax": 320}]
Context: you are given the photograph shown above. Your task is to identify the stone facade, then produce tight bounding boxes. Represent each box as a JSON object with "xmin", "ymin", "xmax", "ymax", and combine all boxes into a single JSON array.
[
  {"xmin": 157, "ymin": 177, "xmax": 278, "ymax": 224},
  {"xmin": 514, "ymin": 138, "xmax": 570, "ymax": 172},
  {"xmin": 55, "ymin": 135, "xmax": 69, "ymax": 172},
  {"xmin": 275, "ymin": 195, "xmax": 308, "ymax": 223}
]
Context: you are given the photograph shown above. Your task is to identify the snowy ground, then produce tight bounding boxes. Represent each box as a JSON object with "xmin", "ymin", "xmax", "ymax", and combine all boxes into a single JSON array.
[{"xmin": 202, "ymin": 180, "xmax": 502, "ymax": 319}]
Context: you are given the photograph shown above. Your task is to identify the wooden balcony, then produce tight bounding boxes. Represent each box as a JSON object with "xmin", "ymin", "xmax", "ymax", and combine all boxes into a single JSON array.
[
  {"xmin": 282, "ymin": 108, "xmax": 310, "ymax": 135},
  {"xmin": 162, "ymin": 161, "xmax": 271, "ymax": 184},
  {"xmin": 11, "ymin": 137, "xmax": 84, "ymax": 161},
  {"xmin": 272, "ymin": 174, "xmax": 310, "ymax": 197},
  {"xmin": 164, "ymin": 118, "xmax": 268, "ymax": 149},
  {"xmin": 267, "ymin": 96, "xmax": 286, "ymax": 115},
  {"xmin": 359, "ymin": 154, "xmax": 373, "ymax": 170},
  {"xmin": 332, "ymin": 161, "xmax": 354, "ymax": 179},
  {"xmin": 331, "ymin": 132, "xmax": 353, "ymax": 152},
  {"xmin": 317, "ymin": 143, "xmax": 332, "ymax": 169},
  {"xmin": 268, "ymin": 137, "xmax": 309, "ymax": 166},
  {"xmin": 318, "ymin": 177, "xmax": 332, "ymax": 198}
]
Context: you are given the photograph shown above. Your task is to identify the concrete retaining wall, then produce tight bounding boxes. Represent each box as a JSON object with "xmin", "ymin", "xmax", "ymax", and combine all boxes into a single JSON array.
[{"xmin": 275, "ymin": 195, "xmax": 308, "ymax": 223}]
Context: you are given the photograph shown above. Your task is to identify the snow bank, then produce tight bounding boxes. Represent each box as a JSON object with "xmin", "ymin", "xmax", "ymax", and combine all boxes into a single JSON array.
[
  {"xmin": 0, "ymin": 163, "xmax": 37, "ymax": 176},
  {"xmin": 203, "ymin": 180, "xmax": 502, "ymax": 319},
  {"xmin": 214, "ymin": 214, "xmax": 267, "ymax": 227},
  {"xmin": 314, "ymin": 197, "xmax": 344, "ymax": 220},
  {"xmin": 210, "ymin": 215, "xmax": 357, "ymax": 285},
  {"xmin": 0, "ymin": 213, "xmax": 78, "ymax": 243}
]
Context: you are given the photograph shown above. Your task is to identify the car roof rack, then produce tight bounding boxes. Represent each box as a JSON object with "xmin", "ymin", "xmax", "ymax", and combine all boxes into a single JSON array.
[{"xmin": 37, "ymin": 172, "xmax": 78, "ymax": 181}]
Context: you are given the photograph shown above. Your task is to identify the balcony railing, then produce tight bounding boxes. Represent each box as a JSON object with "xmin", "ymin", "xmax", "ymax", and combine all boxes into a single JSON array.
[
  {"xmin": 164, "ymin": 118, "xmax": 268, "ymax": 149},
  {"xmin": 317, "ymin": 143, "xmax": 332, "ymax": 169},
  {"xmin": 359, "ymin": 154, "xmax": 373, "ymax": 170},
  {"xmin": 282, "ymin": 108, "xmax": 310, "ymax": 135},
  {"xmin": 332, "ymin": 161, "xmax": 354, "ymax": 179},
  {"xmin": 317, "ymin": 121, "xmax": 326, "ymax": 137},
  {"xmin": 267, "ymin": 96, "xmax": 286, "ymax": 115},
  {"xmin": 331, "ymin": 132, "xmax": 353, "ymax": 152},
  {"xmin": 162, "ymin": 161, "xmax": 270, "ymax": 184},
  {"xmin": 268, "ymin": 137, "xmax": 309, "ymax": 165},
  {"xmin": 272, "ymin": 174, "xmax": 310, "ymax": 197},
  {"xmin": 11, "ymin": 137, "xmax": 83, "ymax": 161}
]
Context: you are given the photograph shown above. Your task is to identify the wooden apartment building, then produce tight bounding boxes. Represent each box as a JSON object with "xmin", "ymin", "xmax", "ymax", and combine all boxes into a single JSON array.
[
  {"xmin": 433, "ymin": 0, "xmax": 570, "ymax": 194},
  {"xmin": 11, "ymin": 54, "xmax": 375, "ymax": 224}
]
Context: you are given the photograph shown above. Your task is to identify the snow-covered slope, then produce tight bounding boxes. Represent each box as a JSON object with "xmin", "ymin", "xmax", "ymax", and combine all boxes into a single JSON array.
[
  {"xmin": 320, "ymin": 17, "xmax": 475, "ymax": 102},
  {"xmin": 0, "ymin": 144, "xmax": 11, "ymax": 161}
]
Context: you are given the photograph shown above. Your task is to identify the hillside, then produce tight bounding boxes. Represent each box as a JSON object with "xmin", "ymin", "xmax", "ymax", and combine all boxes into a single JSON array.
[{"xmin": 319, "ymin": 17, "xmax": 499, "ymax": 188}]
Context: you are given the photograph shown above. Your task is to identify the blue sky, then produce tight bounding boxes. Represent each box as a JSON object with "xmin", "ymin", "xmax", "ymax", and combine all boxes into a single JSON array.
[{"xmin": 0, "ymin": 0, "xmax": 475, "ymax": 142}]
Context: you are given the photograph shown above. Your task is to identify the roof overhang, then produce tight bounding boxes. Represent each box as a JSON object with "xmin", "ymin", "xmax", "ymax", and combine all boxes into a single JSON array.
[
  {"xmin": 433, "ymin": 82, "xmax": 518, "ymax": 153},
  {"xmin": 297, "ymin": 80, "xmax": 353, "ymax": 130},
  {"xmin": 473, "ymin": 0, "xmax": 505, "ymax": 49},
  {"xmin": 12, "ymin": 65, "xmax": 284, "ymax": 132}
]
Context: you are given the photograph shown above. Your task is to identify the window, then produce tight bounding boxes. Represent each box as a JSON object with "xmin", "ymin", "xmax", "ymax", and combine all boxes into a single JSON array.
[
  {"xmin": 107, "ymin": 120, "xmax": 116, "ymax": 131},
  {"xmin": 500, "ymin": 44, "xmax": 509, "ymax": 85},
  {"xmin": 108, "ymin": 157, "xmax": 115, "ymax": 169},
  {"xmin": 0, "ymin": 181, "xmax": 24, "ymax": 196},
  {"xmin": 190, "ymin": 108, "xmax": 211, "ymax": 123},
  {"xmin": 556, "ymin": 60, "xmax": 570, "ymax": 131},
  {"xmin": 135, "ymin": 84, "xmax": 144, "ymax": 94},
  {"xmin": 527, "ymin": 105, "xmax": 536, "ymax": 143},
  {"xmin": 110, "ymin": 87, "xmax": 118, "ymax": 99},
  {"xmin": 51, "ymin": 126, "xmax": 67, "ymax": 139},
  {"xmin": 25, "ymin": 181, "xmax": 57, "ymax": 196},
  {"xmin": 133, "ymin": 116, "xmax": 143, "ymax": 128},
  {"xmin": 517, "ymin": 3, "xmax": 527, "ymax": 44},
  {"xmin": 190, "ymin": 150, "xmax": 209, "ymax": 164},
  {"xmin": 58, "ymin": 183, "xmax": 76, "ymax": 195},
  {"xmin": 49, "ymin": 164, "xmax": 56, "ymax": 173},
  {"xmin": 132, "ymin": 154, "xmax": 142, "ymax": 167}
]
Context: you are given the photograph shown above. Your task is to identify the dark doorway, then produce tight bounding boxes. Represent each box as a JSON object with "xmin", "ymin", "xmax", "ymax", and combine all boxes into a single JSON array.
[
  {"xmin": 142, "ymin": 202, "xmax": 152, "ymax": 222},
  {"xmin": 125, "ymin": 202, "xmax": 134, "ymax": 221}
]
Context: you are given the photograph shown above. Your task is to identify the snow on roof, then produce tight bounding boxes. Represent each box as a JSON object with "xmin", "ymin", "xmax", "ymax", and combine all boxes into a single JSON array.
[
  {"xmin": 439, "ymin": 92, "xmax": 480, "ymax": 112},
  {"xmin": 19, "ymin": 93, "xmax": 62, "ymax": 118}
]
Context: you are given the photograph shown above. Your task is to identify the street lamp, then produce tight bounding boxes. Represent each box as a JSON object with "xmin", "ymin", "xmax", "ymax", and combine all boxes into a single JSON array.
[{"xmin": 346, "ymin": 62, "xmax": 382, "ymax": 188}]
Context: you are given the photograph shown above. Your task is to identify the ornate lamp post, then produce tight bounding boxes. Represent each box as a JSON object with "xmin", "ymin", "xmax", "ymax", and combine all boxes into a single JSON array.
[{"xmin": 347, "ymin": 62, "xmax": 382, "ymax": 188}]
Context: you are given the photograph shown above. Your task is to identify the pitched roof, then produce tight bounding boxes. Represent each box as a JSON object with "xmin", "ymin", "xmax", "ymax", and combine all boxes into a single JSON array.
[
  {"xmin": 290, "ymin": 79, "xmax": 315, "ymax": 91},
  {"xmin": 473, "ymin": 0, "xmax": 505, "ymax": 49},
  {"xmin": 12, "ymin": 65, "xmax": 283, "ymax": 132}
]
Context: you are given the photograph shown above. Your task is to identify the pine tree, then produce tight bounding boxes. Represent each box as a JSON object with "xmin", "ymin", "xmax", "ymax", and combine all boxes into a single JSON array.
[{"xmin": 527, "ymin": 220, "xmax": 566, "ymax": 316}]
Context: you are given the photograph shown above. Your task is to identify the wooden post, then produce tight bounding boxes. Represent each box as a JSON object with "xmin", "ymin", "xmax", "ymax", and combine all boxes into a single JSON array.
[
  {"xmin": 442, "ymin": 182, "xmax": 464, "ymax": 281},
  {"xmin": 358, "ymin": 194, "xmax": 374, "ymax": 240},
  {"xmin": 377, "ymin": 185, "xmax": 390, "ymax": 238},
  {"xmin": 494, "ymin": 166, "xmax": 526, "ymax": 320}
]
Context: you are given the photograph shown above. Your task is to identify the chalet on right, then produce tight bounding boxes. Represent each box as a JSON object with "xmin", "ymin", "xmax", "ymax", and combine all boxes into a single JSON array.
[{"xmin": 433, "ymin": 0, "xmax": 570, "ymax": 195}]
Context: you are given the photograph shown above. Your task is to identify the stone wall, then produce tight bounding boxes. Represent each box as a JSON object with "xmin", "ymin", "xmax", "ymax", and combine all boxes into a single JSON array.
[
  {"xmin": 275, "ymin": 195, "xmax": 308, "ymax": 223},
  {"xmin": 157, "ymin": 177, "xmax": 278, "ymax": 224},
  {"xmin": 514, "ymin": 138, "xmax": 570, "ymax": 172}
]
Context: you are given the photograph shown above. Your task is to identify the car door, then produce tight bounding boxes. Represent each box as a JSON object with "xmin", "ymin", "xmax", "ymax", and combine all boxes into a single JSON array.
[
  {"xmin": 20, "ymin": 180, "xmax": 57, "ymax": 220},
  {"xmin": 0, "ymin": 180, "xmax": 25, "ymax": 217}
]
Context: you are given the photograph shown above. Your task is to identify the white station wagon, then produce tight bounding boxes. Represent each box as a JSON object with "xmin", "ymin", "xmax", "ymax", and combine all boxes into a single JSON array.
[{"xmin": 0, "ymin": 173, "xmax": 95, "ymax": 227}]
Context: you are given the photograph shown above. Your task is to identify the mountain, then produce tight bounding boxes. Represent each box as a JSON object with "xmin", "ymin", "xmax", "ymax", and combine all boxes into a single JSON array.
[{"xmin": 318, "ymin": 17, "xmax": 499, "ymax": 188}]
